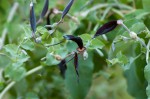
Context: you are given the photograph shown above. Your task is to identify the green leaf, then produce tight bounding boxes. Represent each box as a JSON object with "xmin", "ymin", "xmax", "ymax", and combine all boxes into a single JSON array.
[
  {"xmin": 116, "ymin": 52, "xmax": 128, "ymax": 64},
  {"xmin": 0, "ymin": 53, "xmax": 12, "ymax": 68},
  {"xmin": 144, "ymin": 62, "xmax": 150, "ymax": 98},
  {"xmin": 3, "ymin": 44, "xmax": 18, "ymax": 57},
  {"xmin": 89, "ymin": 39, "xmax": 104, "ymax": 49},
  {"xmin": 45, "ymin": 53, "xmax": 59, "ymax": 66},
  {"xmin": 134, "ymin": 0, "xmax": 143, "ymax": 9},
  {"xmin": 125, "ymin": 57, "xmax": 147, "ymax": 99},
  {"xmin": 16, "ymin": 50, "xmax": 30, "ymax": 63},
  {"xmin": 4, "ymin": 63, "xmax": 26, "ymax": 81},
  {"xmin": 21, "ymin": 40, "xmax": 35, "ymax": 51},
  {"xmin": 36, "ymin": 26, "xmax": 48, "ymax": 35},
  {"xmin": 124, "ymin": 55, "xmax": 147, "ymax": 99},
  {"xmin": 41, "ymin": 32, "xmax": 52, "ymax": 44},
  {"xmin": 106, "ymin": 58, "xmax": 120, "ymax": 66},
  {"xmin": 79, "ymin": 34, "xmax": 92, "ymax": 42},
  {"xmin": 65, "ymin": 52, "xmax": 94, "ymax": 99},
  {"xmin": 14, "ymin": 79, "xmax": 28, "ymax": 96},
  {"xmin": 25, "ymin": 92, "xmax": 39, "ymax": 99},
  {"xmin": 142, "ymin": 0, "xmax": 150, "ymax": 10},
  {"xmin": 0, "ymin": 82, "xmax": 4, "ymax": 91}
]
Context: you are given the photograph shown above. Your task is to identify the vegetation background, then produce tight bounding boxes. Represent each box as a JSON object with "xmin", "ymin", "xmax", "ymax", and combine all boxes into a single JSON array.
[{"xmin": 0, "ymin": 0, "xmax": 150, "ymax": 99}]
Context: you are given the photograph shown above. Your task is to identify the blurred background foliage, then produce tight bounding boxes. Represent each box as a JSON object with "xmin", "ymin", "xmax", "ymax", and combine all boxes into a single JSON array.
[{"xmin": 0, "ymin": 0, "xmax": 150, "ymax": 99}]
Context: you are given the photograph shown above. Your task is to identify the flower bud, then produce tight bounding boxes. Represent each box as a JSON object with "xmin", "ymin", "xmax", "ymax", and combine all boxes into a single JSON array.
[
  {"xmin": 21, "ymin": 50, "xmax": 28, "ymax": 55},
  {"xmin": 83, "ymin": 50, "xmax": 88, "ymax": 60},
  {"xmin": 54, "ymin": 55, "xmax": 62, "ymax": 61},
  {"xmin": 117, "ymin": 20, "xmax": 123, "ymax": 25},
  {"xmin": 130, "ymin": 31, "xmax": 137, "ymax": 39},
  {"xmin": 36, "ymin": 37, "xmax": 42, "ymax": 43}
]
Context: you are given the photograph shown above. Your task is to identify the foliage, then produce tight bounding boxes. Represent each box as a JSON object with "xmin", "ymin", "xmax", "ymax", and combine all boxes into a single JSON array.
[{"xmin": 0, "ymin": 0, "xmax": 150, "ymax": 99}]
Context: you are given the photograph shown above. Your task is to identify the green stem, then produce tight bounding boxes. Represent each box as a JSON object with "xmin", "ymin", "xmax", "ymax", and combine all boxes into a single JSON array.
[
  {"xmin": 101, "ymin": 6, "xmax": 112, "ymax": 21},
  {"xmin": 0, "ymin": 66, "xmax": 43, "ymax": 99},
  {"xmin": 80, "ymin": 3, "xmax": 133, "ymax": 17},
  {"xmin": 146, "ymin": 40, "xmax": 150, "ymax": 64}
]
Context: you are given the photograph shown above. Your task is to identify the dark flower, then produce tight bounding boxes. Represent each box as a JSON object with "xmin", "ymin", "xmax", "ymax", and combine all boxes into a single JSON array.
[
  {"xmin": 63, "ymin": 35, "xmax": 84, "ymax": 49},
  {"xmin": 61, "ymin": 0, "xmax": 74, "ymax": 19},
  {"xmin": 74, "ymin": 52, "xmax": 79, "ymax": 78},
  {"xmin": 93, "ymin": 20, "xmax": 118, "ymax": 38},
  {"xmin": 40, "ymin": 0, "xmax": 49, "ymax": 19},
  {"xmin": 58, "ymin": 59, "xmax": 67, "ymax": 78},
  {"xmin": 30, "ymin": 2, "xmax": 36, "ymax": 36}
]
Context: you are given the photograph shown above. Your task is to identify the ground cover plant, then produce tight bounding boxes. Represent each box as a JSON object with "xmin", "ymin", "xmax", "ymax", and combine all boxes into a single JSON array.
[{"xmin": 0, "ymin": 0, "xmax": 150, "ymax": 99}]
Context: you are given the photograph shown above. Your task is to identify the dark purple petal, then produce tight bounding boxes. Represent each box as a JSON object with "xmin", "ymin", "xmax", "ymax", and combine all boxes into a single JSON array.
[
  {"xmin": 63, "ymin": 35, "xmax": 83, "ymax": 49},
  {"xmin": 58, "ymin": 59, "xmax": 67, "ymax": 78},
  {"xmin": 61, "ymin": 0, "xmax": 74, "ymax": 19},
  {"xmin": 30, "ymin": 2, "xmax": 36, "ymax": 35},
  {"xmin": 93, "ymin": 20, "xmax": 118, "ymax": 38},
  {"xmin": 74, "ymin": 52, "xmax": 79, "ymax": 78},
  {"xmin": 40, "ymin": 0, "xmax": 49, "ymax": 18}
]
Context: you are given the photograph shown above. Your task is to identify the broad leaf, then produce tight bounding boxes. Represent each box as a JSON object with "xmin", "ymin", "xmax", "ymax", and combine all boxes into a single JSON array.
[
  {"xmin": 4, "ymin": 63, "xmax": 26, "ymax": 81},
  {"xmin": 65, "ymin": 52, "xmax": 94, "ymax": 99}
]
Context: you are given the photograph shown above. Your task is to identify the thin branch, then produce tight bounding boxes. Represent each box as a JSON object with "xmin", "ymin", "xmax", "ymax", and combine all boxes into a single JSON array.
[
  {"xmin": 80, "ymin": 3, "xmax": 133, "ymax": 17},
  {"xmin": 101, "ymin": 6, "xmax": 112, "ymax": 21},
  {"xmin": 0, "ymin": 69, "xmax": 4, "ymax": 82},
  {"xmin": 146, "ymin": 40, "xmax": 150, "ymax": 64}
]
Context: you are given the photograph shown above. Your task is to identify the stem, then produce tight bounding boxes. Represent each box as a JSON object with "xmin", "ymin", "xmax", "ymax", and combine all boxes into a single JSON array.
[
  {"xmin": 101, "ymin": 6, "xmax": 111, "ymax": 21},
  {"xmin": 0, "ymin": 66, "xmax": 43, "ymax": 99},
  {"xmin": 25, "ymin": 66, "xmax": 43, "ymax": 76},
  {"xmin": 120, "ymin": 22, "xmax": 131, "ymax": 33},
  {"xmin": 146, "ymin": 40, "xmax": 150, "ymax": 64},
  {"xmin": 119, "ymin": 21, "xmax": 146, "ymax": 47},
  {"xmin": 0, "ymin": 81, "xmax": 15, "ymax": 99},
  {"xmin": 137, "ymin": 37, "xmax": 146, "ymax": 47},
  {"xmin": 95, "ymin": 48, "xmax": 104, "ymax": 57},
  {"xmin": 63, "ymin": 52, "xmax": 75, "ymax": 59},
  {"xmin": 0, "ymin": 2, "xmax": 19, "ymax": 50},
  {"xmin": 80, "ymin": 3, "xmax": 133, "ymax": 17},
  {"xmin": 53, "ymin": 9, "xmax": 79, "ymax": 24},
  {"xmin": 45, "ymin": 40, "xmax": 65, "ymax": 47},
  {"xmin": 0, "ymin": 69, "xmax": 4, "ymax": 82},
  {"xmin": 80, "ymin": 0, "xmax": 94, "ymax": 10}
]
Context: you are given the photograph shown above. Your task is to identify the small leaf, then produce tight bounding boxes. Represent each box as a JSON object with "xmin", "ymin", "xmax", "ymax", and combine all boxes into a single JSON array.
[
  {"xmin": 61, "ymin": 0, "xmax": 74, "ymax": 19},
  {"xmin": 0, "ymin": 54, "xmax": 12, "ymax": 68},
  {"xmin": 89, "ymin": 39, "xmax": 104, "ymax": 49},
  {"xmin": 40, "ymin": 0, "xmax": 49, "ymax": 19},
  {"xmin": 93, "ymin": 20, "xmax": 118, "ymax": 38},
  {"xmin": 45, "ymin": 53, "xmax": 59, "ymax": 66},
  {"xmin": 3, "ymin": 44, "xmax": 18, "ymax": 57},
  {"xmin": 74, "ymin": 52, "xmax": 79, "ymax": 79},
  {"xmin": 80, "ymin": 34, "xmax": 91, "ymax": 42},
  {"xmin": 58, "ymin": 59, "xmax": 67, "ymax": 78},
  {"xmin": 4, "ymin": 63, "xmax": 26, "ymax": 81},
  {"xmin": 30, "ymin": 2, "xmax": 36, "ymax": 37},
  {"xmin": 25, "ymin": 92, "xmax": 39, "ymax": 99},
  {"xmin": 21, "ymin": 40, "xmax": 35, "ymax": 51},
  {"xmin": 116, "ymin": 52, "xmax": 128, "ymax": 64},
  {"xmin": 63, "ymin": 35, "xmax": 83, "ymax": 49}
]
